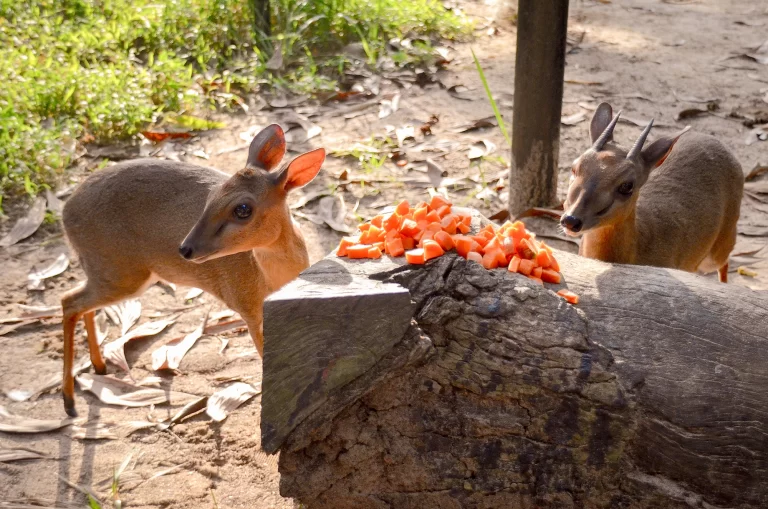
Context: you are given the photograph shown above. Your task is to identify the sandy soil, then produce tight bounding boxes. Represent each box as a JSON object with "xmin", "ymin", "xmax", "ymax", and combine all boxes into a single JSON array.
[{"xmin": 1, "ymin": 0, "xmax": 767, "ymax": 507}]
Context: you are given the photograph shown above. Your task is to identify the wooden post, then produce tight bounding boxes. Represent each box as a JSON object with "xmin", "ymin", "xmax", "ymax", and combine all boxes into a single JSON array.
[{"xmin": 509, "ymin": 0, "xmax": 569, "ymax": 217}]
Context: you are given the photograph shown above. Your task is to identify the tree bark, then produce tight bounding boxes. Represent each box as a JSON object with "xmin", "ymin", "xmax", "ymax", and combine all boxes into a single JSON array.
[
  {"xmin": 261, "ymin": 213, "xmax": 768, "ymax": 509},
  {"xmin": 509, "ymin": 0, "xmax": 569, "ymax": 217}
]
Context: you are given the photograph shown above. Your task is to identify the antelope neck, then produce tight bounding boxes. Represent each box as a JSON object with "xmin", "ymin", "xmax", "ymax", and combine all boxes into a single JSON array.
[
  {"xmin": 253, "ymin": 209, "xmax": 309, "ymax": 292},
  {"xmin": 580, "ymin": 210, "xmax": 638, "ymax": 265}
]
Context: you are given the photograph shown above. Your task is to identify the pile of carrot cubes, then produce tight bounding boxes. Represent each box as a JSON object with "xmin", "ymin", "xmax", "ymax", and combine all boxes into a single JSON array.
[{"xmin": 335, "ymin": 196, "xmax": 579, "ymax": 304}]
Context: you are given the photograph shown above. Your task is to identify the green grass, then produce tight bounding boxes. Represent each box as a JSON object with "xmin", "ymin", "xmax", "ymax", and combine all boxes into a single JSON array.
[{"xmin": 0, "ymin": 0, "xmax": 470, "ymax": 209}]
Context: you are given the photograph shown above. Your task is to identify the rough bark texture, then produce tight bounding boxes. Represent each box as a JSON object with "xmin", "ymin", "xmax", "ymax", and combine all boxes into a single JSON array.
[
  {"xmin": 509, "ymin": 0, "xmax": 569, "ymax": 216},
  {"xmin": 262, "ymin": 226, "xmax": 768, "ymax": 508}
]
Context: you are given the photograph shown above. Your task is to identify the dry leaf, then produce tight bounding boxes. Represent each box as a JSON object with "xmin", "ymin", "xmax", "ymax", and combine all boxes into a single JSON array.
[
  {"xmin": 151, "ymin": 314, "xmax": 207, "ymax": 371},
  {"xmin": 675, "ymin": 108, "xmax": 708, "ymax": 120},
  {"xmin": 45, "ymin": 189, "xmax": 64, "ymax": 216},
  {"xmin": 0, "ymin": 321, "xmax": 35, "ymax": 336},
  {"xmin": 203, "ymin": 318, "xmax": 247, "ymax": 335},
  {"xmin": 378, "ymin": 92, "xmax": 401, "ymax": 119},
  {"xmin": 265, "ymin": 42, "xmax": 283, "ymax": 71},
  {"xmin": 27, "ymin": 253, "xmax": 69, "ymax": 291},
  {"xmin": 468, "ymin": 140, "xmax": 497, "ymax": 160},
  {"xmin": 561, "ymin": 112, "xmax": 587, "ymax": 125},
  {"xmin": 206, "ymin": 382, "xmax": 261, "ymax": 422},
  {"xmin": 0, "ymin": 447, "xmax": 47, "ymax": 463},
  {"xmin": 565, "ymin": 78, "xmax": 604, "ymax": 86},
  {"xmin": 290, "ymin": 190, "xmax": 330, "ymax": 210},
  {"xmin": 0, "ymin": 406, "xmax": 74, "ymax": 433},
  {"xmin": 744, "ymin": 40, "xmax": 768, "ymax": 65},
  {"xmin": 450, "ymin": 117, "xmax": 496, "ymax": 134},
  {"xmin": 105, "ymin": 299, "xmax": 142, "ymax": 336},
  {"xmin": 281, "ymin": 111, "xmax": 322, "ymax": 141},
  {"xmin": 746, "ymin": 163, "xmax": 768, "ymax": 181},
  {"xmin": 76, "ymin": 373, "xmax": 197, "ymax": 408},
  {"xmin": 0, "ymin": 197, "xmax": 47, "ymax": 247},
  {"xmin": 745, "ymin": 125, "xmax": 768, "ymax": 146},
  {"xmin": 0, "ymin": 304, "xmax": 62, "ymax": 325},
  {"xmin": 269, "ymin": 91, "xmax": 289, "ymax": 108},
  {"xmin": 157, "ymin": 396, "xmax": 209, "ymax": 430},
  {"xmin": 191, "ymin": 149, "xmax": 209, "ymax": 160},
  {"xmin": 316, "ymin": 195, "xmax": 352, "ymax": 233},
  {"xmin": 103, "ymin": 317, "xmax": 175, "ymax": 374},
  {"xmin": 425, "ymin": 159, "xmax": 448, "ymax": 188},
  {"xmin": 71, "ymin": 420, "xmax": 156, "ymax": 440},
  {"xmin": 5, "ymin": 356, "xmax": 91, "ymax": 402},
  {"xmin": 395, "ymin": 125, "xmax": 416, "ymax": 147},
  {"xmin": 447, "ymin": 85, "xmax": 475, "ymax": 101},
  {"xmin": 140, "ymin": 131, "xmax": 191, "ymax": 143},
  {"xmin": 184, "ymin": 288, "xmax": 204, "ymax": 301}
]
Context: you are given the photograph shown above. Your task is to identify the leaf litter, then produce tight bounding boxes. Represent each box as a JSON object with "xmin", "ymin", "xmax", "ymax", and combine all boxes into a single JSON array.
[
  {"xmin": 0, "ymin": 197, "xmax": 47, "ymax": 247},
  {"xmin": 206, "ymin": 382, "xmax": 261, "ymax": 422},
  {"xmin": 151, "ymin": 312, "xmax": 208, "ymax": 371},
  {"xmin": 0, "ymin": 447, "xmax": 48, "ymax": 463},
  {"xmin": 76, "ymin": 373, "xmax": 197, "ymax": 408},
  {"xmin": 105, "ymin": 299, "xmax": 142, "ymax": 336},
  {"xmin": 103, "ymin": 317, "xmax": 176, "ymax": 374},
  {"xmin": 0, "ymin": 406, "xmax": 76, "ymax": 433},
  {"xmin": 27, "ymin": 253, "xmax": 69, "ymax": 291}
]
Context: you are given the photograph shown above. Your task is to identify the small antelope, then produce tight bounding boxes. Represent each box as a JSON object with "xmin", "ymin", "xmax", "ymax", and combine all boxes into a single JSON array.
[
  {"xmin": 61, "ymin": 124, "xmax": 324, "ymax": 416},
  {"xmin": 561, "ymin": 102, "xmax": 743, "ymax": 282}
]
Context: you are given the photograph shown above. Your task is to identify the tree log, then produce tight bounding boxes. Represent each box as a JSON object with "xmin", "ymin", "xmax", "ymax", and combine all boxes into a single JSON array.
[
  {"xmin": 262, "ymin": 214, "xmax": 768, "ymax": 509},
  {"xmin": 509, "ymin": 0, "xmax": 569, "ymax": 216}
]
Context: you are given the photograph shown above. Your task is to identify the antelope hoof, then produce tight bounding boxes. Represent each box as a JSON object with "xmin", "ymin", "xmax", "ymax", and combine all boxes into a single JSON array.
[
  {"xmin": 94, "ymin": 364, "xmax": 107, "ymax": 375},
  {"xmin": 63, "ymin": 394, "xmax": 78, "ymax": 417}
]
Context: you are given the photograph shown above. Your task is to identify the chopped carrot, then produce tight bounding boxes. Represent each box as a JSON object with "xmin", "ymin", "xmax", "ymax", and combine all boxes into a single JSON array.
[
  {"xmin": 430, "ymin": 195, "xmax": 450, "ymax": 211},
  {"xmin": 508, "ymin": 256, "xmax": 521, "ymax": 273},
  {"xmin": 457, "ymin": 222, "xmax": 471, "ymax": 234},
  {"xmin": 482, "ymin": 250, "xmax": 499, "ymax": 269},
  {"xmin": 557, "ymin": 289, "xmax": 579, "ymax": 305},
  {"xmin": 348, "ymin": 245, "xmax": 373, "ymax": 259},
  {"xmin": 406, "ymin": 248, "xmax": 426, "ymax": 265},
  {"xmin": 402, "ymin": 237, "xmax": 416, "ymax": 250},
  {"xmin": 549, "ymin": 256, "xmax": 561, "ymax": 272},
  {"xmin": 494, "ymin": 249, "xmax": 508, "ymax": 266},
  {"xmin": 415, "ymin": 201, "xmax": 429, "ymax": 210},
  {"xmin": 467, "ymin": 251, "xmax": 483, "ymax": 264},
  {"xmin": 518, "ymin": 258, "xmax": 535, "ymax": 276},
  {"xmin": 441, "ymin": 215, "xmax": 458, "ymax": 234},
  {"xmin": 454, "ymin": 236, "xmax": 480, "ymax": 258},
  {"xmin": 419, "ymin": 230, "xmax": 436, "ymax": 246},
  {"xmin": 413, "ymin": 206, "xmax": 428, "ymax": 222},
  {"xmin": 383, "ymin": 213, "xmax": 402, "ymax": 232},
  {"xmin": 359, "ymin": 223, "xmax": 371, "ymax": 232},
  {"xmin": 386, "ymin": 238, "xmax": 405, "ymax": 257},
  {"xmin": 532, "ymin": 266, "xmax": 543, "ymax": 278},
  {"xmin": 425, "ymin": 210, "xmax": 441, "ymax": 223},
  {"xmin": 395, "ymin": 200, "xmax": 410, "ymax": 216},
  {"xmin": 536, "ymin": 249, "xmax": 552, "ymax": 269},
  {"xmin": 528, "ymin": 277, "xmax": 544, "ymax": 286},
  {"xmin": 518, "ymin": 238, "xmax": 538, "ymax": 259},
  {"xmin": 472, "ymin": 234, "xmax": 490, "ymax": 248},
  {"xmin": 501, "ymin": 236, "xmax": 517, "ymax": 256},
  {"xmin": 436, "ymin": 205, "xmax": 452, "ymax": 218},
  {"xmin": 385, "ymin": 228, "xmax": 399, "ymax": 240},
  {"xmin": 541, "ymin": 269, "xmax": 561, "ymax": 284},
  {"xmin": 434, "ymin": 231, "xmax": 455, "ymax": 251},
  {"xmin": 460, "ymin": 215, "xmax": 472, "ymax": 226},
  {"xmin": 359, "ymin": 230, "xmax": 371, "ymax": 244},
  {"xmin": 423, "ymin": 240, "xmax": 445, "ymax": 260},
  {"xmin": 336, "ymin": 236, "xmax": 359, "ymax": 257},
  {"xmin": 371, "ymin": 215, "xmax": 383, "ymax": 228},
  {"xmin": 484, "ymin": 236, "xmax": 502, "ymax": 253},
  {"xmin": 400, "ymin": 219, "xmax": 420, "ymax": 237},
  {"xmin": 368, "ymin": 246, "xmax": 382, "ymax": 258},
  {"xmin": 374, "ymin": 242, "xmax": 385, "ymax": 251}
]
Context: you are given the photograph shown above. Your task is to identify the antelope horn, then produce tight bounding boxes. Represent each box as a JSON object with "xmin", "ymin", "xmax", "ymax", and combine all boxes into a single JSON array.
[
  {"xmin": 592, "ymin": 111, "xmax": 622, "ymax": 151},
  {"xmin": 627, "ymin": 118, "xmax": 654, "ymax": 161}
]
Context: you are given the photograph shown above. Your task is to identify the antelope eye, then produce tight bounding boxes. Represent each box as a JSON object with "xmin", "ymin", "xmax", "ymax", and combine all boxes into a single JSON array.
[
  {"xmin": 617, "ymin": 181, "xmax": 634, "ymax": 196},
  {"xmin": 234, "ymin": 203, "xmax": 252, "ymax": 219}
]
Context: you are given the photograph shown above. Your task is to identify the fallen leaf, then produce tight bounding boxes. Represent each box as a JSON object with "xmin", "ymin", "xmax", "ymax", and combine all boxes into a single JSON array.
[
  {"xmin": 734, "ymin": 20, "xmax": 765, "ymax": 27},
  {"xmin": 0, "ymin": 197, "xmax": 47, "ymax": 247},
  {"xmin": 447, "ymin": 85, "xmax": 475, "ymax": 101},
  {"xmin": 291, "ymin": 190, "xmax": 330, "ymax": 210},
  {"xmin": 450, "ymin": 117, "xmax": 497, "ymax": 134},
  {"xmin": 140, "ymin": 131, "xmax": 192, "ymax": 143},
  {"xmin": 209, "ymin": 309, "xmax": 236, "ymax": 322},
  {"xmin": 148, "ymin": 463, "xmax": 187, "ymax": 481},
  {"xmin": 621, "ymin": 116, "xmax": 674, "ymax": 128},
  {"xmin": 203, "ymin": 318, "xmax": 247, "ymax": 335},
  {"xmin": 672, "ymin": 91, "xmax": 719, "ymax": 103},
  {"xmin": 268, "ymin": 91, "xmax": 288, "ymax": 108},
  {"xmin": 425, "ymin": 159, "xmax": 448, "ymax": 187},
  {"xmin": 0, "ymin": 447, "xmax": 47, "ymax": 463},
  {"xmin": 105, "ymin": 299, "xmax": 142, "ymax": 336},
  {"xmin": 184, "ymin": 288, "xmax": 204, "ymax": 301},
  {"xmin": 281, "ymin": 111, "xmax": 322, "ymax": 141},
  {"xmin": 379, "ymin": 92, "xmax": 401, "ymax": 119},
  {"xmin": 561, "ymin": 112, "xmax": 587, "ymax": 125},
  {"xmin": 45, "ymin": 189, "xmax": 64, "ymax": 216},
  {"xmin": 70, "ymin": 423, "xmax": 117, "ymax": 440},
  {"xmin": 151, "ymin": 314, "xmax": 207, "ymax": 371},
  {"xmin": 315, "ymin": 195, "xmax": 352, "ymax": 233},
  {"xmin": 565, "ymin": 78, "xmax": 604, "ymax": 86},
  {"xmin": 746, "ymin": 163, "xmax": 768, "ymax": 181},
  {"xmin": 395, "ymin": 125, "xmax": 416, "ymax": 147},
  {"xmin": 4, "ymin": 356, "xmax": 91, "ymax": 402},
  {"xmin": 265, "ymin": 42, "xmax": 284, "ymax": 71},
  {"xmin": 218, "ymin": 337, "xmax": 229, "ymax": 354},
  {"xmin": 744, "ymin": 40, "xmax": 768, "ymax": 65},
  {"xmin": 0, "ymin": 304, "xmax": 62, "ymax": 325},
  {"xmin": 0, "ymin": 320, "xmax": 35, "ymax": 336},
  {"xmin": 0, "ymin": 406, "xmax": 74, "ymax": 433},
  {"xmin": 738, "ymin": 266, "xmax": 758, "ymax": 277},
  {"xmin": 103, "ymin": 317, "xmax": 175, "ymax": 374},
  {"xmin": 76, "ymin": 373, "xmax": 197, "ymax": 408},
  {"xmin": 489, "ymin": 209, "xmax": 511, "ymax": 222},
  {"xmin": 206, "ymin": 382, "xmax": 261, "ymax": 422},
  {"xmin": 27, "ymin": 253, "xmax": 69, "ymax": 291},
  {"xmin": 191, "ymin": 149, "xmax": 209, "ymax": 160},
  {"xmin": 745, "ymin": 125, "xmax": 768, "ymax": 145},
  {"xmin": 468, "ymin": 140, "xmax": 497, "ymax": 160}
]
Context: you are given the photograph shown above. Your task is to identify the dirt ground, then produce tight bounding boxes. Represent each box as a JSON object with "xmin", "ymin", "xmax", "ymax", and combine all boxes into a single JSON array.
[{"xmin": 1, "ymin": 0, "xmax": 767, "ymax": 507}]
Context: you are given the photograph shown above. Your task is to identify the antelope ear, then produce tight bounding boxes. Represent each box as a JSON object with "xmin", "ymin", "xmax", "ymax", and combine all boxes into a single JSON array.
[
  {"xmin": 641, "ymin": 127, "xmax": 690, "ymax": 170},
  {"xmin": 275, "ymin": 148, "xmax": 325, "ymax": 192},
  {"xmin": 246, "ymin": 124, "xmax": 286, "ymax": 170},
  {"xmin": 590, "ymin": 102, "xmax": 614, "ymax": 144}
]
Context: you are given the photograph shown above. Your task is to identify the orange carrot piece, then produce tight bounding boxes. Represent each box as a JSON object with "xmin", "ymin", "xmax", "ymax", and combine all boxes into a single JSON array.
[
  {"xmin": 383, "ymin": 213, "xmax": 402, "ymax": 232},
  {"xmin": 517, "ymin": 238, "xmax": 538, "ymax": 259},
  {"xmin": 436, "ymin": 205, "xmax": 452, "ymax": 218},
  {"xmin": 457, "ymin": 222, "xmax": 471, "ymax": 234},
  {"xmin": 386, "ymin": 238, "xmax": 405, "ymax": 257},
  {"xmin": 541, "ymin": 268, "xmax": 561, "ymax": 284},
  {"xmin": 501, "ymin": 236, "xmax": 517, "ymax": 256},
  {"xmin": 423, "ymin": 240, "xmax": 445, "ymax": 260},
  {"xmin": 429, "ymin": 195, "xmax": 450, "ymax": 211},
  {"xmin": 528, "ymin": 276, "xmax": 544, "ymax": 286},
  {"xmin": 472, "ymin": 234, "xmax": 490, "ymax": 248},
  {"xmin": 368, "ymin": 246, "xmax": 382, "ymax": 259},
  {"xmin": 508, "ymin": 255, "xmax": 521, "ymax": 273},
  {"xmin": 536, "ymin": 249, "xmax": 552, "ymax": 269},
  {"xmin": 371, "ymin": 215, "xmax": 383, "ymax": 228},
  {"xmin": 518, "ymin": 258, "xmax": 535, "ymax": 276},
  {"xmin": 433, "ymin": 231, "xmax": 454, "ymax": 251},
  {"xmin": 482, "ymin": 250, "xmax": 499, "ymax": 269},
  {"xmin": 425, "ymin": 210, "xmax": 441, "ymax": 223},
  {"xmin": 347, "ymin": 245, "xmax": 372, "ymax": 259},
  {"xmin": 402, "ymin": 237, "xmax": 416, "ymax": 250},
  {"xmin": 413, "ymin": 206, "xmax": 429, "ymax": 222},
  {"xmin": 385, "ymin": 228, "xmax": 399, "ymax": 240},
  {"xmin": 395, "ymin": 200, "xmax": 410, "ymax": 216},
  {"xmin": 441, "ymin": 215, "xmax": 458, "ymax": 234},
  {"xmin": 484, "ymin": 236, "xmax": 502, "ymax": 253},
  {"xmin": 460, "ymin": 215, "xmax": 472, "ymax": 226},
  {"xmin": 359, "ymin": 230, "xmax": 371, "ymax": 244},
  {"xmin": 549, "ymin": 255, "xmax": 561, "ymax": 272},
  {"xmin": 406, "ymin": 248, "xmax": 426, "ymax": 265},
  {"xmin": 557, "ymin": 289, "xmax": 579, "ymax": 304},
  {"xmin": 373, "ymin": 242, "xmax": 385, "ymax": 250},
  {"xmin": 532, "ymin": 266, "xmax": 543, "ymax": 278},
  {"xmin": 494, "ymin": 249, "xmax": 508, "ymax": 267},
  {"xmin": 336, "ymin": 236, "xmax": 359, "ymax": 257},
  {"xmin": 359, "ymin": 223, "xmax": 371, "ymax": 232},
  {"xmin": 400, "ymin": 219, "xmax": 420, "ymax": 237},
  {"xmin": 467, "ymin": 251, "xmax": 483, "ymax": 264},
  {"xmin": 454, "ymin": 236, "xmax": 479, "ymax": 258}
]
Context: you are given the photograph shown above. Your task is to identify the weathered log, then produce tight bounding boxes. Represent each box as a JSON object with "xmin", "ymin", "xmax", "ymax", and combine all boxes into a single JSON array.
[{"xmin": 262, "ymin": 216, "xmax": 768, "ymax": 508}]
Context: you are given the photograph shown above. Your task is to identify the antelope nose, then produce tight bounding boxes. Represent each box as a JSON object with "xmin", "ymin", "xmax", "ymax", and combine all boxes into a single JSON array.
[
  {"xmin": 179, "ymin": 244, "xmax": 194, "ymax": 260},
  {"xmin": 560, "ymin": 215, "xmax": 583, "ymax": 232}
]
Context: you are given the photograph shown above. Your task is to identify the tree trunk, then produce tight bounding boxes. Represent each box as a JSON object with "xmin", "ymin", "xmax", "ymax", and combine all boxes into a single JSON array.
[
  {"xmin": 509, "ymin": 0, "xmax": 569, "ymax": 216},
  {"xmin": 261, "ymin": 212, "xmax": 768, "ymax": 509}
]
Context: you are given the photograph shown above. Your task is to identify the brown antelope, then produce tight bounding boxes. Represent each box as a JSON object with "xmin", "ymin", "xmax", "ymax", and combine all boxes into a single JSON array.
[
  {"xmin": 60, "ymin": 124, "xmax": 324, "ymax": 416},
  {"xmin": 561, "ymin": 102, "xmax": 743, "ymax": 282}
]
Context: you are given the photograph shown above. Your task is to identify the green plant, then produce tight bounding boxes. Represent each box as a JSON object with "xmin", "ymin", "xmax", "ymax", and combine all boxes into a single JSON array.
[{"xmin": 471, "ymin": 47, "xmax": 511, "ymax": 146}]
